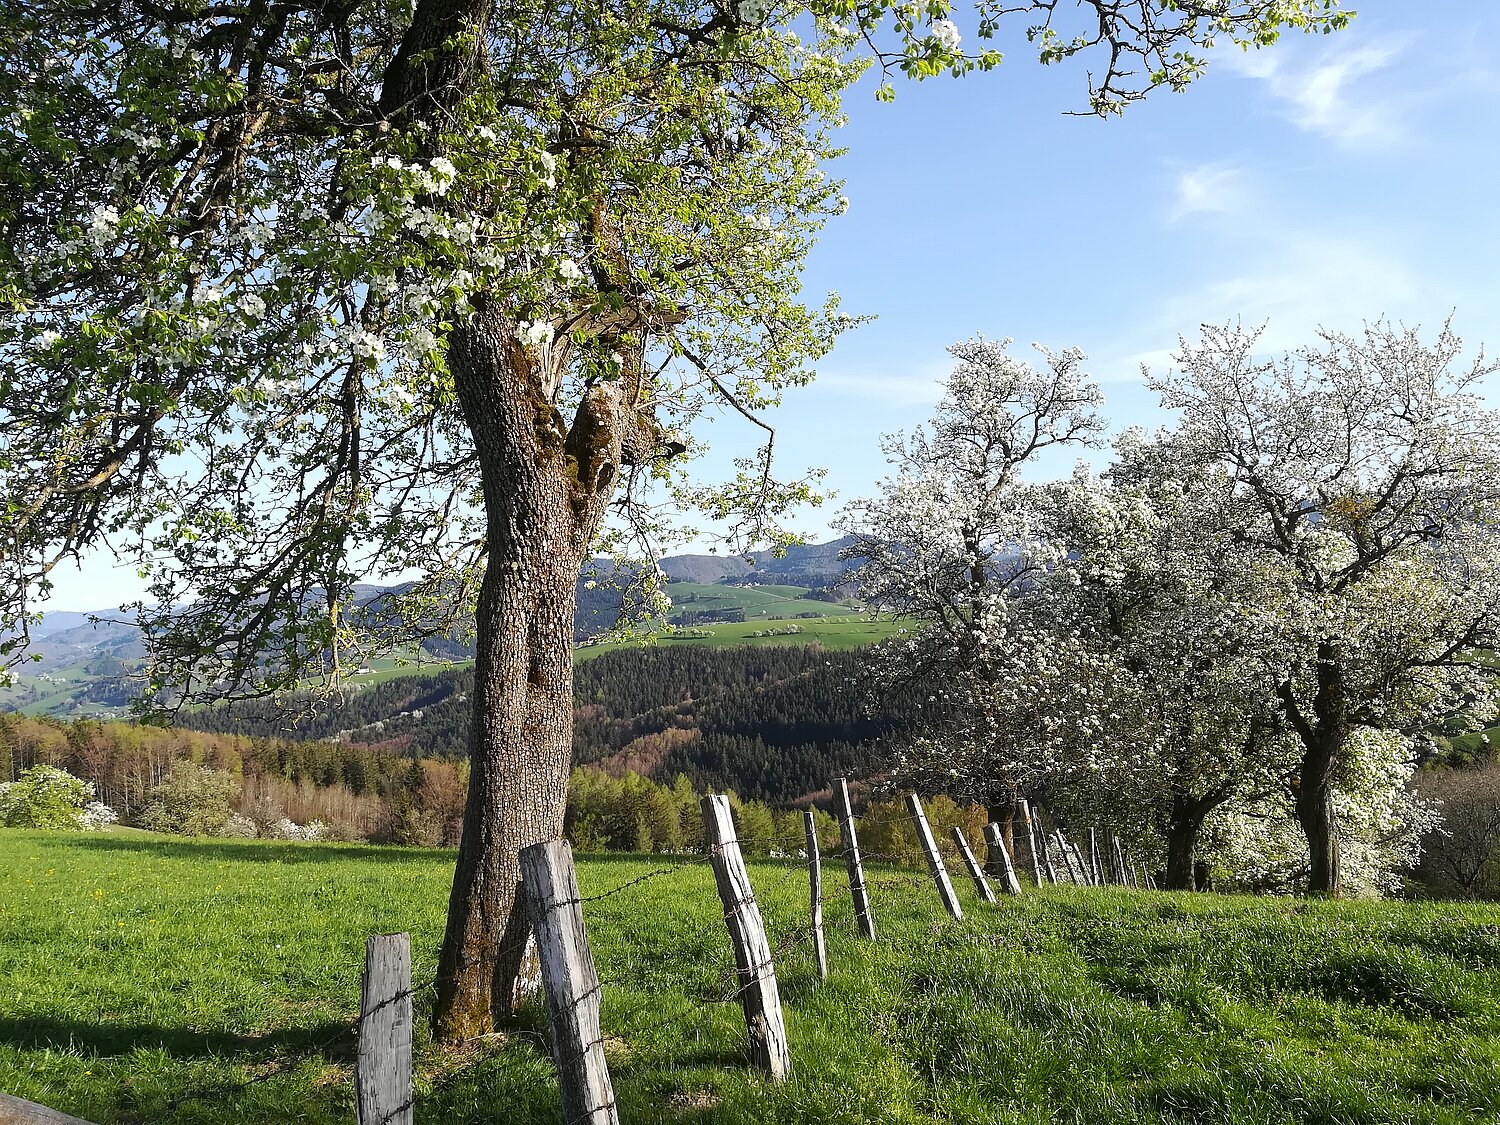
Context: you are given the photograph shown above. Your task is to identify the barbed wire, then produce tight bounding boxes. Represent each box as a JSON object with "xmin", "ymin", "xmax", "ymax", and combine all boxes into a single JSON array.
[{"xmin": 134, "ymin": 808, "xmax": 1158, "ymax": 1123}]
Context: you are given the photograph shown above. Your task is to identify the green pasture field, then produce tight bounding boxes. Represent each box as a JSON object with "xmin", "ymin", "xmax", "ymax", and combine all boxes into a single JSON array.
[
  {"xmin": 665, "ymin": 583, "xmax": 857, "ymax": 621},
  {"xmin": 576, "ymin": 615, "xmax": 907, "ymax": 662},
  {"xmin": 3, "ymin": 830, "xmax": 1500, "ymax": 1124}
]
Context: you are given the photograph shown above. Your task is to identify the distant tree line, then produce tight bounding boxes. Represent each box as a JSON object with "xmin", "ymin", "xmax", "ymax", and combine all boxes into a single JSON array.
[{"xmin": 176, "ymin": 646, "xmax": 921, "ymax": 804}]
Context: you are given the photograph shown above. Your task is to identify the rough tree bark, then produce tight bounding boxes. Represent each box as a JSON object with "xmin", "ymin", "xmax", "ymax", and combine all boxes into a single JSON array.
[{"xmin": 433, "ymin": 307, "xmax": 659, "ymax": 1037}]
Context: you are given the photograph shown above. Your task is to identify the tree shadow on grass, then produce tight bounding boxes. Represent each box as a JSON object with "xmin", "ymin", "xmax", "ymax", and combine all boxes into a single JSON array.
[
  {"xmin": 0, "ymin": 1013, "xmax": 357, "ymax": 1063},
  {"xmin": 41, "ymin": 835, "xmax": 447, "ymax": 867}
]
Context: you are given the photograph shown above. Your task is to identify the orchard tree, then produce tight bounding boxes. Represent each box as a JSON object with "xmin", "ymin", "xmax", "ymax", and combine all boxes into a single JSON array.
[
  {"xmin": 1152, "ymin": 321, "xmax": 1500, "ymax": 896},
  {"xmin": 840, "ymin": 337, "xmax": 1104, "ymax": 833},
  {"xmin": 1041, "ymin": 444, "xmax": 1303, "ymax": 889},
  {"xmin": 1, "ymin": 2, "xmax": 1350, "ymax": 1037}
]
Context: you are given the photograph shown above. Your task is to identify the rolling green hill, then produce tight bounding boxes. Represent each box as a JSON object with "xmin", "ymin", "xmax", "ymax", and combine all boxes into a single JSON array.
[{"xmin": 4, "ymin": 830, "xmax": 1499, "ymax": 1125}]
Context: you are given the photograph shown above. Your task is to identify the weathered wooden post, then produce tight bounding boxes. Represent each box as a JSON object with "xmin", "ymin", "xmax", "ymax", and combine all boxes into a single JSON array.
[
  {"xmin": 1113, "ymin": 836, "xmax": 1130, "ymax": 888},
  {"xmin": 1015, "ymin": 799, "xmax": 1044, "ymax": 885},
  {"xmin": 951, "ymin": 826, "xmax": 997, "ymax": 904},
  {"xmin": 1089, "ymin": 827, "xmax": 1103, "ymax": 886},
  {"xmin": 0, "ymin": 1094, "xmax": 101, "ymax": 1125},
  {"xmin": 519, "ymin": 841, "xmax": 619, "ymax": 1125},
  {"xmin": 905, "ymin": 792, "xmax": 964, "ymax": 919},
  {"xmin": 702, "ymin": 795, "xmax": 793, "ymax": 1081},
  {"xmin": 834, "ymin": 777, "xmax": 876, "ymax": 939},
  {"xmin": 804, "ymin": 809, "xmax": 829, "ymax": 981},
  {"xmin": 1036, "ymin": 825, "xmax": 1060, "ymax": 885},
  {"xmin": 983, "ymin": 823, "xmax": 1024, "ymax": 896},
  {"xmin": 1076, "ymin": 841, "xmax": 1096, "ymax": 886},
  {"xmin": 1056, "ymin": 832, "xmax": 1084, "ymax": 885},
  {"xmin": 357, "ymin": 933, "xmax": 413, "ymax": 1125}
]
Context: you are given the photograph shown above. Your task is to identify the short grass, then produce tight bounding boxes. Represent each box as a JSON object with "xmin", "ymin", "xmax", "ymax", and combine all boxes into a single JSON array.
[{"xmin": 4, "ymin": 832, "xmax": 1500, "ymax": 1125}]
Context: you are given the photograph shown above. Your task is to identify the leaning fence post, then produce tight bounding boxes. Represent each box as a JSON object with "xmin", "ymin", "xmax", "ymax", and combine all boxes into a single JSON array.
[
  {"xmin": 1016, "ymin": 799, "xmax": 1045, "ymax": 886},
  {"xmin": 1037, "ymin": 824, "xmax": 1060, "ymax": 886},
  {"xmin": 1075, "ymin": 840, "xmax": 1095, "ymax": 886},
  {"xmin": 519, "ymin": 840, "xmax": 619, "ymax": 1125},
  {"xmin": 904, "ymin": 792, "xmax": 963, "ymax": 919},
  {"xmin": 1089, "ymin": 827, "xmax": 1103, "ymax": 886},
  {"xmin": 1056, "ymin": 832, "xmax": 1084, "ymax": 885},
  {"xmin": 951, "ymin": 826, "xmax": 997, "ymax": 904},
  {"xmin": 357, "ymin": 933, "xmax": 413, "ymax": 1125},
  {"xmin": 1113, "ymin": 835, "xmax": 1130, "ymax": 887},
  {"xmin": 702, "ymin": 795, "xmax": 792, "ymax": 1081},
  {"xmin": 804, "ymin": 810, "xmax": 829, "ymax": 981},
  {"xmin": 983, "ymin": 823, "xmax": 1024, "ymax": 895},
  {"xmin": 834, "ymin": 777, "xmax": 876, "ymax": 940}
]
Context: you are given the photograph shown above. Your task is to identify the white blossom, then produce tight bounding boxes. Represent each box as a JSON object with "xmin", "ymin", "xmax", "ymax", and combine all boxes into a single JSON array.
[
  {"xmin": 516, "ymin": 319, "xmax": 552, "ymax": 348},
  {"xmin": 930, "ymin": 19, "xmax": 961, "ymax": 51}
]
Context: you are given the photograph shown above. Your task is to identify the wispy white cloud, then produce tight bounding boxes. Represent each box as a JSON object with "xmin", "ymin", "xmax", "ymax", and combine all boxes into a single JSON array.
[
  {"xmin": 1097, "ymin": 233, "xmax": 1426, "ymax": 382},
  {"xmin": 812, "ymin": 359, "xmax": 952, "ymax": 406},
  {"xmin": 1224, "ymin": 38, "xmax": 1407, "ymax": 147},
  {"xmin": 1171, "ymin": 161, "xmax": 1250, "ymax": 219}
]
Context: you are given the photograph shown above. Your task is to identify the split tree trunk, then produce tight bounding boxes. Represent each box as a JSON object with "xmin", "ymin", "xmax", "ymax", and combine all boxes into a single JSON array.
[{"xmin": 431, "ymin": 311, "xmax": 637, "ymax": 1039}]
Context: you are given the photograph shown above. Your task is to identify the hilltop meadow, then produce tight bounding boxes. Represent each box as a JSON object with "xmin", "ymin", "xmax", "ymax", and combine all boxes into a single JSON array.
[{"xmin": 4, "ymin": 830, "xmax": 1500, "ymax": 1125}]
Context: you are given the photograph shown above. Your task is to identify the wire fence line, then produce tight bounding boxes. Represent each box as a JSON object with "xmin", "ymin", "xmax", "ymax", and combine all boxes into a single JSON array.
[{"xmin": 109, "ymin": 792, "xmax": 1155, "ymax": 1125}]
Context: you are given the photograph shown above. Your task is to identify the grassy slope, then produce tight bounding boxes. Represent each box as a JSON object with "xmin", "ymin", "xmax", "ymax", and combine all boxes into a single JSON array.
[
  {"xmin": 666, "ymin": 583, "xmax": 857, "ymax": 621},
  {"xmin": 576, "ymin": 615, "xmax": 906, "ymax": 662},
  {"xmin": 4, "ymin": 832, "xmax": 1500, "ymax": 1124}
]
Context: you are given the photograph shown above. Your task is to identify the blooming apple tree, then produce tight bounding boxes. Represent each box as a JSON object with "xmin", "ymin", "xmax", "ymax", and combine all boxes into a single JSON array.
[
  {"xmin": 1151, "ymin": 321, "xmax": 1500, "ymax": 895},
  {"xmin": 2, "ymin": 0, "xmax": 1351, "ymax": 1034}
]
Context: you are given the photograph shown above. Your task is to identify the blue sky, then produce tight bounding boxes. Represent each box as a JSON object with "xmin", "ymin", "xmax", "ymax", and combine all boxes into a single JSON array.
[
  {"xmin": 766, "ymin": 0, "xmax": 1500, "ymax": 536},
  {"xmin": 44, "ymin": 0, "xmax": 1500, "ymax": 607}
]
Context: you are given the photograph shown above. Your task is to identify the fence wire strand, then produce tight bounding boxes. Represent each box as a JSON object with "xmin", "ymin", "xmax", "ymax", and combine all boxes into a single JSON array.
[{"xmin": 136, "ymin": 803, "xmax": 1155, "ymax": 1123}]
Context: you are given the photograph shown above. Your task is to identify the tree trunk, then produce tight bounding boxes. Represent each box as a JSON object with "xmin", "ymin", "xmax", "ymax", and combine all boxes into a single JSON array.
[
  {"xmin": 1296, "ymin": 738, "xmax": 1342, "ymax": 896},
  {"xmin": 1163, "ymin": 796, "xmax": 1206, "ymax": 892},
  {"xmin": 1277, "ymin": 640, "xmax": 1348, "ymax": 897},
  {"xmin": 431, "ymin": 317, "xmax": 590, "ymax": 1040}
]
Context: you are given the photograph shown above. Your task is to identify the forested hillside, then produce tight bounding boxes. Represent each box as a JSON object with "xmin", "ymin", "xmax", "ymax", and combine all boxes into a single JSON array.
[{"xmin": 178, "ymin": 646, "xmax": 917, "ymax": 803}]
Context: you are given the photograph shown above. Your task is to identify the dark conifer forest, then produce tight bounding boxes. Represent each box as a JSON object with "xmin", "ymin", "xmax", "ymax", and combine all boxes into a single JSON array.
[{"xmin": 177, "ymin": 646, "xmax": 918, "ymax": 804}]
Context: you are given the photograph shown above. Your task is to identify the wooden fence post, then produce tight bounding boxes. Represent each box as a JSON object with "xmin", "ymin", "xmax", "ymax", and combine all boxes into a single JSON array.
[
  {"xmin": 1113, "ymin": 836, "xmax": 1130, "ymax": 888},
  {"xmin": 357, "ymin": 933, "xmax": 413, "ymax": 1125},
  {"xmin": 1076, "ymin": 840, "xmax": 1095, "ymax": 886},
  {"xmin": 702, "ymin": 795, "xmax": 793, "ymax": 1081},
  {"xmin": 1037, "ymin": 824, "xmax": 1060, "ymax": 885},
  {"xmin": 1056, "ymin": 833, "xmax": 1084, "ymax": 885},
  {"xmin": 804, "ymin": 810, "xmax": 829, "ymax": 981},
  {"xmin": 905, "ymin": 792, "xmax": 964, "ymax": 919},
  {"xmin": 834, "ymin": 777, "xmax": 876, "ymax": 940},
  {"xmin": 983, "ymin": 823, "xmax": 1024, "ymax": 895},
  {"xmin": 1016, "ymin": 799, "xmax": 1045, "ymax": 885},
  {"xmin": 951, "ymin": 826, "xmax": 997, "ymax": 904},
  {"xmin": 1089, "ymin": 827, "xmax": 1103, "ymax": 886},
  {"xmin": 0, "ymin": 1093, "xmax": 101, "ymax": 1125},
  {"xmin": 519, "ymin": 840, "xmax": 619, "ymax": 1125}
]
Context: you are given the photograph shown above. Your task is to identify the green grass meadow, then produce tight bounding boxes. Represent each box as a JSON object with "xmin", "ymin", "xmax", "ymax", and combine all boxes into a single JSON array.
[
  {"xmin": 3, "ymin": 831, "xmax": 1500, "ymax": 1124},
  {"xmin": 576, "ymin": 615, "xmax": 907, "ymax": 661}
]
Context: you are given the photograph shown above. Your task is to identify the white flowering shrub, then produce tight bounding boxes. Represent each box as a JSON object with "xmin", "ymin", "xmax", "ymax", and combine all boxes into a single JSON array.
[
  {"xmin": 0, "ymin": 765, "xmax": 101, "ymax": 831},
  {"xmin": 220, "ymin": 813, "xmax": 259, "ymax": 838},
  {"xmin": 268, "ymin": 817, "xmax": 329, "ymax": 842},
  {"xmin": 79, "ymin": 801, "xmax": 120, "ymax": 831}
]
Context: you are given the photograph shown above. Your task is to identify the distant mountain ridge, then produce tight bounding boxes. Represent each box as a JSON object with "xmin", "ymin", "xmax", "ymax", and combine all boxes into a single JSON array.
[{"xmin": 2, "ymin": 538, "xmax": 863, "ymax": 717}]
